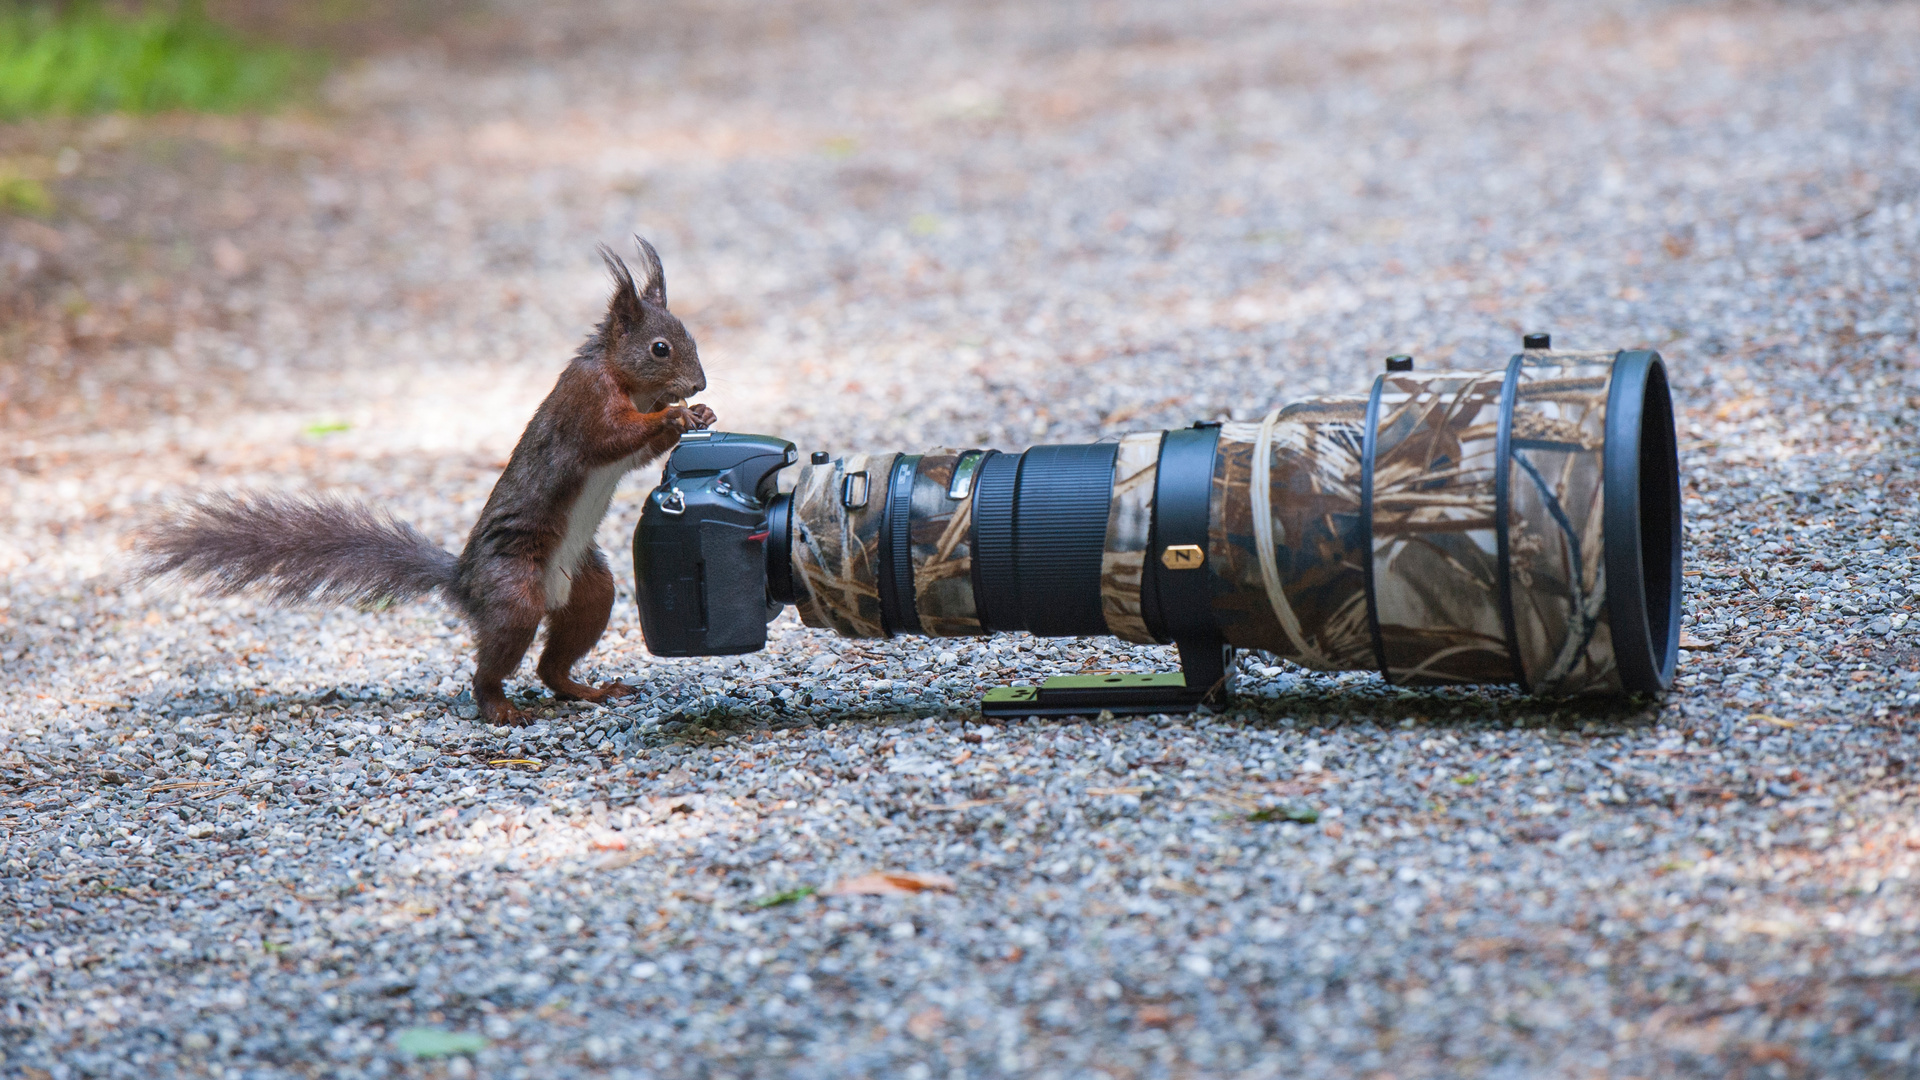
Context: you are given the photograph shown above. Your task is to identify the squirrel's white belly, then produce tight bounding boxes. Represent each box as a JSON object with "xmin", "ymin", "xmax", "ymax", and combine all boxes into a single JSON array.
[{"xmin": 543, "ymin": 454, "xmax": 645, "ymax": 610}]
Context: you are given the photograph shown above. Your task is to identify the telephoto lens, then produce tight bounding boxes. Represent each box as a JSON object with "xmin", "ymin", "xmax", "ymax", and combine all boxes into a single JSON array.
[{"xmin": 633, "ymin": 341, "xmax": 1682, "ymax": 716}]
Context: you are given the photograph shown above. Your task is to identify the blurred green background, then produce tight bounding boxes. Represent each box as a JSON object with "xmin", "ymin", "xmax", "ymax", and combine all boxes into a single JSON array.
[
  {"xmin": 0, "ymin": 1, "xmax": 471, "ymax": 225},
  {"xmin": 0, "ymin": 1, "xmax": 475, "ymax": 119},
  {"xmin": 0, "ymin": 2, "xmax": 322, "ymax": 120},
  {"xmin": 0, "ymin": 0, "xmax": 484, "ymax": 367}
]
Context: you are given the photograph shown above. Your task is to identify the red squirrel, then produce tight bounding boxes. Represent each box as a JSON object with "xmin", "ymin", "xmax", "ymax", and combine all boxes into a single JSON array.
[{"xmin": 139, "ymin": 238, "xmax": 716, "ymax": 726}]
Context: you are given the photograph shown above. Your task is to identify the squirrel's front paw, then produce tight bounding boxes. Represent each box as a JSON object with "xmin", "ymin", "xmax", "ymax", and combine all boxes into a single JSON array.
[{"xmin": 665, "ymin": 405, "xmax": 716, "ymax": 433}]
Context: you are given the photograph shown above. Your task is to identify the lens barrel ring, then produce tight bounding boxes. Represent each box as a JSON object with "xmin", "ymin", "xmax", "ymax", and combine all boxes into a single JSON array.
[
  {"xmin": 878, "ymin": 454, "xmax": 923, "ymax": 635},
  {"xmin": 1603, "ymin": 350, "xmax": 1682, "ymax": 693},
  {"xmin": 1144, "ymin": 424, "xmax": 1221, "ymax": 641},
  {"xmin": 765, "ymin": 493, "xmax": 797, "ymax": 606},
  {"xmin": 969, "ymin": 451, "xmax": 1020, "ymax": 633},
  {"xmin": 1143, "ymin": 424, "xmax": 1222, "ymax": 647},
  {"xmin": 1358, "ymin": 378, "xmax": 1391, "ymax": 682}
]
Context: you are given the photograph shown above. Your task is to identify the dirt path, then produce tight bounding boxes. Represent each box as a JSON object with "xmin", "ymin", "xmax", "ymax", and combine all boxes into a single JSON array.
[{"xmin": 3, "ymin": 1, "xmax": 1919, "ymax": 1076}]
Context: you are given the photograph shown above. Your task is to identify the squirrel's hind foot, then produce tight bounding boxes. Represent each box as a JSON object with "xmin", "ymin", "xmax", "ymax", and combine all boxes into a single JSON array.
[
  {"xmin": 477, "ymin": 695, "xmax": 532, "ymax": 727},
  {"xmin": 545, "ymin": 678, "xmax": 638, "ymax": 704}
]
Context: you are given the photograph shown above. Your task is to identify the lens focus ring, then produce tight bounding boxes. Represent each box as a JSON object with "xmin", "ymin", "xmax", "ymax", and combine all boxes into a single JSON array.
[{"xmin": 1013, "ymin": 443, "xmax": 1119, "ymax": 637}]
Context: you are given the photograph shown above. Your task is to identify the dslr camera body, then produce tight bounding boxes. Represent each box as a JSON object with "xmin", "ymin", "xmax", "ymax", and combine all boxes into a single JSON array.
[{"xmin": 632, "ymin": 432, "xmax": 798, "ymax": 656}]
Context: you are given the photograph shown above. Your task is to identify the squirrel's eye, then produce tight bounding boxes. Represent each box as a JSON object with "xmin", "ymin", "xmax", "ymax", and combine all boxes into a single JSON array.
[{"xmin": 651, "ymin": 340, "xmax": 671, "ymax": 358}]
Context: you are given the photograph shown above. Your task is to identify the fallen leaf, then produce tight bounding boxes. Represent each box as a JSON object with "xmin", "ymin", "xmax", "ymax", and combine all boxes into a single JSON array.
[
  {"xmin": 590, "ymin": 836, "xmax": 628, "ymax": 852},
  {"xmin": 1085, "ymin": 785, "xmax": 1148, "ymax": 797},
  {"xmin": 906, "ymin": 1007, "xmax": 945, "ymax": 1041},
  {"xmin": 1135, "ymin": 1004, "xmax": 1173, "ymax": 1028},
  {"xmin": 926, "ymin": 797, "xmax": 1002, "ymax": 812},
  {"xmin": 593, "ymin": 847, "xmax": 650, "ymax": 871},
  {"xmin": 1199, "ymin": 792, "xmax": 1262, "ymax": 814},
  {"xmin": 393, "ymin": 1028, "xmax": 487, "ymax": 1058},
  {"xmin": 1749, "ymin": 713, "xmax": 1797, "ymax": 729},
  {"xmin": 821, "ymin": 871, "xmax": 957, "ymax": 896},
  {"xmin": 1453, "ymin": 937, "xmax": 1527, "ymax": 961},
  {"xmin": 213, "ymin": 236, "xmax": 248, "ymax": 277},
  {"xmin": 1150, "ymin": 876, "xmax": 1205, "ymax": 897},
  {"xmin": 753, "ymin": 886, "xmax": 816, "ymax": 908},
  {"xmin": 1102, "ymin": 396, "xmax": 1188, "ymax": 426},
  {"xmin": 1269, "ymin": 773, "xmax": 1338, "ymax": 796},
  {"xmin": 1745, "ymin": 1042, "xmax": 1801, "ymax": 1065},
  {"xmin": 1248, "ymin": 804, "xmax": 1319, "ymax": 824},
  {"xmin": 1679, "ymin": 633, "xmax": 1717, "ymax": 650},
  {"xmin": 489, "ymin": 758, "xmax": 544, "ymax": 768}
]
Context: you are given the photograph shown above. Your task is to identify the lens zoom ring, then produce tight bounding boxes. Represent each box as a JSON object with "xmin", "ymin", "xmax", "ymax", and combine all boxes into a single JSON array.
[
  {"xmin": 969, "ymin": 451, "xmax": 1022, "ymax": 633},
  {"xmin": 1014, "ymin": 443, "xmax": 1119, "ymax": 637}
]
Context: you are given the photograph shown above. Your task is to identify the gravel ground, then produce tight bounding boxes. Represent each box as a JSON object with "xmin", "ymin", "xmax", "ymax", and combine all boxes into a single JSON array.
[{"xmin": 4, "ymin": 0, "xmax": 1920, "ymax": 1076}]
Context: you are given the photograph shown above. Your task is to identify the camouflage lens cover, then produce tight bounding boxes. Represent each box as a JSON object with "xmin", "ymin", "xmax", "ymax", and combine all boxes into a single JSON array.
[
  {"xmin": 908, "ymin": 451, "xmax": 984, "ymax": 637},
  {"xmin": 783, "ymin": 349, "xmax": 1638, "ymax": 697},
  {"xmin": 1208, "ymin": 399, "xmax": 1376, "ymax": 670},
  {"xmin": 791, "ymin": 452, "xmax": 896, "ymax": 638},
  {"xmin": 1101, "ymin": 432, "xmax": 1163, "ymax": 645},
  {"xmin": 1502, "ymin": 351, "xmax": 1619, "ymax": 695},
  {"xmin": 1365, "ymin": 371, "xmax": 1516, "ymax": 685}
]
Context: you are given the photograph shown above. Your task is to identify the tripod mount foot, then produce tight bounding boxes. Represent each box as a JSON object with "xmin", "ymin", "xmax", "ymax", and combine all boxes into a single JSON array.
[{"xmin": 979, "ymin": 641, "xmax": 1235, "ymax": 719}]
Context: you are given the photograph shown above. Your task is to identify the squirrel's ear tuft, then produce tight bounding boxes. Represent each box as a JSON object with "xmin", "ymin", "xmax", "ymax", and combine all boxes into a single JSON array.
[
  {"xmin": 632, "ymin": 235, "xmax": 667, "ymax": 308},
  {"xmin": 598, "ymin": 243, "xmax": 644, "ymax": 332}
]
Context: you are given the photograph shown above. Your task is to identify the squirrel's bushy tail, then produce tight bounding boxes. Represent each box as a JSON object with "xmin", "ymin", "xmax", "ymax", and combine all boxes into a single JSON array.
[{"xmin": 137, "ymin": 493, "xmax": 458, "ymax": 608}]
